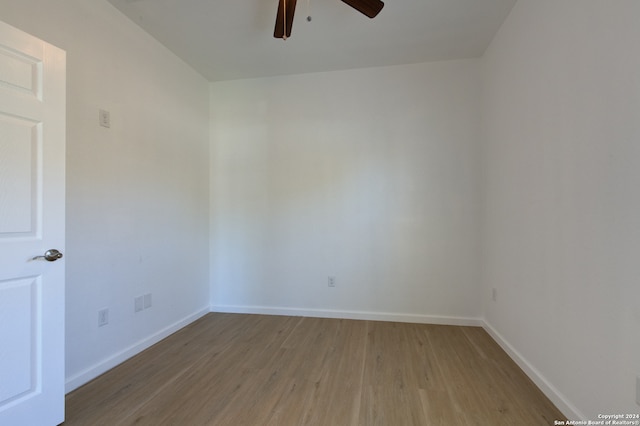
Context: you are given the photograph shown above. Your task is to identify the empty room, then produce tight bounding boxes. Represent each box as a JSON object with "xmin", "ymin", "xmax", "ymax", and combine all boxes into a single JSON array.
[{"xmin": 0, "ymin": 0, "xmax": 638, "ymax": 424}]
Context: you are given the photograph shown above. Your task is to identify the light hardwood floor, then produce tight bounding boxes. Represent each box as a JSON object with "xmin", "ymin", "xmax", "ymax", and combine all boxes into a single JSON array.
[{"xmin": 64, "ymin": 313, "xmax": 564, "ymax": 425}]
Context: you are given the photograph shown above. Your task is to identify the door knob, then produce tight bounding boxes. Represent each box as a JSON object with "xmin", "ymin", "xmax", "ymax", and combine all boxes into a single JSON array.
[{"xmin": 33, "ymin": 249, "xmax": 63, "ymax": 262}]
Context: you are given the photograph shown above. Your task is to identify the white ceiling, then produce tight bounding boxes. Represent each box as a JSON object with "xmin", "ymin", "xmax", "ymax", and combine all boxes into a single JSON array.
[{"xmin": 107, "ymin": 0, "xmax": 516, "ymax": 82}]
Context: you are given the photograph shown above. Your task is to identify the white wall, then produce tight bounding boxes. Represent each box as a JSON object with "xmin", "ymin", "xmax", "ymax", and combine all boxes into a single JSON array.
[
  {"xmin": 0, "ymin": 0, "xmax": 210, "ymax": 390},
  {"xmin": 482, "ymin": 0, "xmax": 640, "ymax": 419},
  {"xmin": 210, "ymin": 60, "xmax": 482, "ymax": 323}
]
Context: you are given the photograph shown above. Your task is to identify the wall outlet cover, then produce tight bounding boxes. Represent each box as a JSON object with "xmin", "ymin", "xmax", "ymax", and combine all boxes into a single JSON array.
[
  {"xmin": 144, "ymin": 293, "xmax": 152, "ymax": 309},
  {"xmin": 99, "ymin": 109, "xmax": 111, "ymax": 128},
  {"xmin": 98, "ymin": 308, "xmax": 109, "ymax": 327}
]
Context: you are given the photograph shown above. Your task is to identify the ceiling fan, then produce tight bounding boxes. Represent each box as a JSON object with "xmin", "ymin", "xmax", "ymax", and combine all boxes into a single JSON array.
[{"xmin": 274, "ymin": 0, "xmax": 384, "ymax": 39}]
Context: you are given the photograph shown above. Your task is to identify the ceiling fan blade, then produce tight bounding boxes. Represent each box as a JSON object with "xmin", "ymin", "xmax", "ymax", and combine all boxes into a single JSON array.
[
  {"xmin": 274, "ymin": 0, "xmax": 298, "ymax": 39},
  {"xmin": 341, "ymin": 0, "xmax": 384, "ymax": 18}
]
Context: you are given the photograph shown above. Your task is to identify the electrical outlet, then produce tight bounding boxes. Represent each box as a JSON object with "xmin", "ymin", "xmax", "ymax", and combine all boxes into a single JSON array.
[
  {"xmin": 98, "ymin": 308, "xmax": 109, "ymax": 327},
  {"xmin": 328, "ymin": 276, "xmax": 336, "ymax": 287},
  {"xmin": 134, "ymin": 296, "xmax": 144, "ymax": 313},
  {"xmin": 99, "ymin": 109, "xmax": 111, "ymax": 128},
  {"xmin": 143, "ymin": 293, "xmax": 152, "ymax": 309},
  {"xmin": 492, "ymin": 288, "xmax": 498, "ymax": 302}
]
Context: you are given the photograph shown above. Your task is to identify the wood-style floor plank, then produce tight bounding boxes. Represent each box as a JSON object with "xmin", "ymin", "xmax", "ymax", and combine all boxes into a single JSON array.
[{"xmin": 64, "ymin": 313, "xmax": 564, "ymax": 425}]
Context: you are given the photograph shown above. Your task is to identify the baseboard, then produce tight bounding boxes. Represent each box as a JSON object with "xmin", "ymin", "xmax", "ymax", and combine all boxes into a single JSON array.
[
  {"xmin": 65, "ymin": 307, "xmax": 210, "ymax": 393},
  {"xmin": 481, "ymin": 319, "xmax": 585, "ymax": 421},
  {"xmin": 210, "ymin": 304, "xmax": 483, "ymax": 326}
]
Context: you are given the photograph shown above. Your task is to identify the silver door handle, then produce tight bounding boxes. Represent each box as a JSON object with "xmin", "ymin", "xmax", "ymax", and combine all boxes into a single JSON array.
[{"xmin": 33, "ymin": 249, "xmax": 63, "ymax": 262}]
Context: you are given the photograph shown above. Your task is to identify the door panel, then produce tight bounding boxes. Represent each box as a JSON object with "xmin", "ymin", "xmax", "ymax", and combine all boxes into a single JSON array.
[
  {"xmin": 0, "ymin": 44, "xmax": 41, "ymax": 96},
  {"xmin": 0, "ymin": 20, "xmax": 66, "ymax": 426},
  {"xmin": 0, "ymin": 114, "xmax": 40, "ymax": 235},
  {"xmin": 0, "ymin": 276, "xmax": 40, "ymax": 403}
]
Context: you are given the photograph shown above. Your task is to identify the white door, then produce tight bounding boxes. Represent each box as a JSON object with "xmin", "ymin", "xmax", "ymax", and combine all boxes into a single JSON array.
[{"xmin": 0, "ymin": 21, "xmax": 66, "ymax": 426}]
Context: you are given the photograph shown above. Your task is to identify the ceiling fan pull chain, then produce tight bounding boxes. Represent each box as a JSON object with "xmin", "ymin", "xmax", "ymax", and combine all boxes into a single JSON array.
[{"xmin": 307, "ymin": 0, "xmax": 312, "ymax": 22}]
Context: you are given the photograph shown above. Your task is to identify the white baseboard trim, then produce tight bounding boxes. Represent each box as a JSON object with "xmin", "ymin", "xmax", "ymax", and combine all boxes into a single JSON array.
[
  {"xmin": 65, "ymin": 307, "xmax": 210, "ymax": 393},
  {"xmin": 210, "ymin": 304, "xmax": 483, "ymax": 327},
  {"xmin": 481, "ymin": 319, "xmax": 584, "ymax": 421}
]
